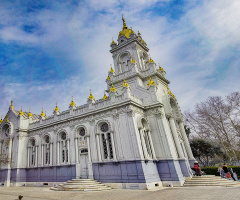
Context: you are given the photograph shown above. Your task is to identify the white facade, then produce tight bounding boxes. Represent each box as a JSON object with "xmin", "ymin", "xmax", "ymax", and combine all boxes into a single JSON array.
[{"xmin": 0, "ymin": 17, "xmax": 195, "ymax": 189}]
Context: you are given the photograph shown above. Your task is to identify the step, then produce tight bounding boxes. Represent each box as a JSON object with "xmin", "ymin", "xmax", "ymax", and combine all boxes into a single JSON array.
[{"xmin": 50, "ymin": 179, "xmax": 112, "ymax": 191}]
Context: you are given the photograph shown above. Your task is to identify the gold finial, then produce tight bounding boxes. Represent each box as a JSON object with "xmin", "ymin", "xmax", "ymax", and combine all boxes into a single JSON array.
[
  {"xmin": 40, "ymin": 107, "xmax": 45, "ymax": 117},
  {"xmin": 130, "ymin": 55, "xmax": 136, "ymax": 64},
  {"xmin": 6, "ymin": 114, "xmax": 9, "ymax": 122},
  {"xmin": 0, "ymin": 116, "xmax": 3, "ymax": 124},
  {"xmin": 167, "ymin": 85, "xmax": 176, "ymax": 99},
  {"xmin": 122, "ymin": 15, "xmax": 127, "ymax": 29},
  {"xmin": 109, "ymin": 65, "xmax": 115, "ymax": 73},
  {"xmin": 102, "ymin": 92, "xmax": 108, "ymax": 100},
  {"xmin": 109, "ymin": 82, "xmax": 117, "ymax": 92},
  {"xmin": 19, "ymin": 106, "xmax": 24, "ymax": 116},
  {"xmin": 10, "ymin": 100, "xmax": 14, "ymax": 109},
  {"xmin": 122, "ymin": 77, "xmax": 129, "ymax": 88},
  {"xmin": 44, "ymin": 111, "xmax": 47, "ymax": 118},
  {"xmin": 138, "ymin": 31, "xmax": 141, "ymax": 36},
  {"xmin": 28, "ymin": 108, "xmax": 33, "ymax": 118},
  {"xmin": 54, "ymin": 102, "xmax": 60, "ymax": 112},
  {"xmin": 111, "ymin": 37, "xmax": 116, "ymax": 44},
  {"xmin": 147, "ymin": 76, "xmax": 156, "ymax": 88},
  {"xmin": 147, "ymin": 57, "xmax": 154, "ymax": 64},
  {"xmin": 158, "ymin": 63, "xmax": 165, "ymax": 71},
  {"xmin": 88, "ymin": 89, "xmax": 95, "ymax": 100},
  {"xmin": 106, "ymin": 75, "xmax": 111, "ymax": 80},
  {"xmin": 70, "ymin": 96, "xmax": 76, "ymax": 107}
]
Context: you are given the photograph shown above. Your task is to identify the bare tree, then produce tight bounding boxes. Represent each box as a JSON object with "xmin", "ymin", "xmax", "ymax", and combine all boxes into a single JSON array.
[{"xmin": 184, "ymin": 92, "xmax": 240, "ymax": 161}]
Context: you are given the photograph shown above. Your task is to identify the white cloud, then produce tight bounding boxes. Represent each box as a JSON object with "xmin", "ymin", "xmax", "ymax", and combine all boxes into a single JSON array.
[{"xmin": 0, "ymin": 0, "xmax": 239, "ymax": 116}]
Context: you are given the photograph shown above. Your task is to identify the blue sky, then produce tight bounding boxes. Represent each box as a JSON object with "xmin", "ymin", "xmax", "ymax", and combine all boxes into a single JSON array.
[{"xmin": 0, "ymin": 0, "xmax": 239, "ymax": 117}]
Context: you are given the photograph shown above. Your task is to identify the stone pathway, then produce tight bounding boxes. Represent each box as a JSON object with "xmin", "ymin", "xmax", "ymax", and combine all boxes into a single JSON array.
[{"xmin": 0, "ymin": 186, "xmax": 240, "ymax": 200}]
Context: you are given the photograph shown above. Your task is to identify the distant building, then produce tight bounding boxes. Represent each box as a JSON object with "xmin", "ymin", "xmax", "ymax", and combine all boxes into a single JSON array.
[{"xmin": 0, "ymin": 17, "xmax": 195, "ymax": 189}]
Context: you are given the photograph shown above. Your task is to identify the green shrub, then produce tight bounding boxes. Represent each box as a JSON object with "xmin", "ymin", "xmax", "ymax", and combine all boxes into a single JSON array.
[{"xmin": 201, "ymin": 166, "xmax": 240, "ymax": 178}]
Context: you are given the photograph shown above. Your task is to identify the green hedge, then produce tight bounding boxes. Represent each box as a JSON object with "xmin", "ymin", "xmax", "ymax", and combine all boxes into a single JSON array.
[{"xmin": 201, "ymin": 166, "xmax": 240, "ymax": 178}]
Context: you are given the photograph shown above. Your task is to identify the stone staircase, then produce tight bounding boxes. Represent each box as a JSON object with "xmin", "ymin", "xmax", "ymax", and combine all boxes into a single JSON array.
[
  {"xmin": 184, "ymin": 175, "xmax": 240, "ymax": 187},
  {"xmin": 50, "ymin": 179, "xmax": 112, "ymax": 191}
]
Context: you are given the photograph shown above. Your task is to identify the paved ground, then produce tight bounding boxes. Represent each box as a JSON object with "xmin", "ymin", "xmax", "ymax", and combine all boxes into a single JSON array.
[{"xmin": 0, "ymin": 186, "xmax": 240, "ymax": 200}]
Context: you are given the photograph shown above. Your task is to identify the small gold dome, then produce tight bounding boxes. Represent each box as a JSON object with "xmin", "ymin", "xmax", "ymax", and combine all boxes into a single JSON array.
[
  {"xmin": 130, "ymin": 56, "xmax": 136, "ymax": 64},
  {"xmin": 109, "ymin": 83, "xmax": 117, "ymax": 92},
  {"xmin": 106, "ymin": 75, "xmax": 111, "ymax": 80},
  {"xmin": 28, "ymin": 108, "xmax": 33, "ymax": 118},
  {"xmin": 147, "ymin": 76, "xmax": 156, "ymax": 88},
  {"xmin": 69, "ymin": 96, "xmax": 76, "ymax": 107},
  {"xmin": 40, "ymin": 108, "xmax": 45, "ymax": 117},
  {"xmin": 88, "ymin": 90, "xmax": 95, "ymax": 100},
  {"xmin": 19, "ymin": 107, "xmax": 24, "ymax": 116},
  {"xmin": 0, "ymin": 117, "xmax": 3, "ymax": 124},
  {"xmin": 54, "ymin": 103, "xmax": 60, "ymax": 112},
  {"xmin": 147, "ymin": 57, "xmax": 154, "ymax": 64},
  {"xmin": 102, "ymin": 92, "xmax": 108, "ymax": 100},
  {"xmin": 122, "ymin": 78, "xmax": 129, "ymax": 87},
  {"xmin": 109, "ymin": 66, "xmax": 115, "ymax": 73}
]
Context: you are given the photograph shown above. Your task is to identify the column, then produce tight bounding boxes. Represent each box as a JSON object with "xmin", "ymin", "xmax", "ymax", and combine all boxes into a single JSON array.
[
  {"xmin": 57, "ymin": 141, "xmax": 60, "ymax": 165},
  {"xmin": 67, "ymin": 139, "xmax": 70, "ymax": 164},
  {"xmin": 0, "ymin": 141, "xmax": 2, "ymax": 154},
  {"xmin": 6, "ymin": 137, "xmax": 13, "ymax": 186},
  {"xmin": 41, "ymin": 144, "xmax": 44, "ymax": 166},
  {"xmin": 96, "ymin": 133, "xmax": 102, "ymax": 161},
  {"xmin": 179, "ymin": 122, "xmax": 194, "ymax": 159},
  {"xmin": 50, "ymin": 143, "xmax": 53, "ymax": 165},
  {"xmin": 27, "ymin": 147, "xmax": 30, "ymax": 167},
  {"xmin": 110, "ymin": 132, "xmax": 117, "ymax": 160},
  {"xmin": 139, "ymin": 129, "xmax": 148, "ymax": 159},
  {"xmin": 35, "ymin": 146, "xmax": 38, "ymax": 167},
  {"xmin": 147, "ymin": 131, "xmax": 157, "ymax": 160},
  {"xmin": 86, "ymin": 136, "xmax": 91, "ymax": 162},
  {"xmin": 169, "ymin": 117, "xmax": 184, "ymax": 158},
  {"xmin": 75, "ymin": 138, "xmax": 79, "ymax": 163}
]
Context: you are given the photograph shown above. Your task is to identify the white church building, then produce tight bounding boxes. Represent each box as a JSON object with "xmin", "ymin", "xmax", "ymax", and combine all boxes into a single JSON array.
[{"xmin": 0, "ymin": 17, "xmax": 195, "ymax": 190}]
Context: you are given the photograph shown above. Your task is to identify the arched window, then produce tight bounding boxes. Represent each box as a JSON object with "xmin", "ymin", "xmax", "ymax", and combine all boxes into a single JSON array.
[
  {"xmin": 139, "ymin": 119, "xmax": 156, "ymax": 160},
  {"xmin": 28, "ymin": 138, "xmax": 37, "ymax": 167},
  {"xmin": 1, "ymin": 124, "xmax": 10, "ymax": 157},
  {"xmin": 42, "ymin": 135, "xmax": 51, "ymax": 166},
  {"xmin": 57, "ymin": 131, "xmax": 69, "ymax": 165},
  {"xmin": 100, "ymin": 123, "xmax": 113, "ymax": 160}
]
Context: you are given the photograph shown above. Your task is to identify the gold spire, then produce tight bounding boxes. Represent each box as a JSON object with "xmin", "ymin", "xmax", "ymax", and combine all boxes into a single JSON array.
[
  {"xmin": 138, "ymin": 31, "xmax": 141, "ymax": 36},
  {"xmin": 109, "ymin": 82, "xmax": 117, "ymax": 92},
  {"xmin": 40, "ymin": 107, "xmax": 45, "ymax": 117},
  {"xmin": 6, "ymin": 114, "xmax": 9, "ymax": 122},
  {"xmin": 44, "ymin": 111, "xmax": 47, "ymax": 118},
  {"xmin": 28, "ymin": 108, "xmax": 33, "ymax": 118},
  {"xmin": 158, "ymin": 63, "xmax": 165, "ymax": 71},
  {"xmin": 109, "ymin": 65, "xmax": 115, "ymax": 73},
  {"xmin": 69, "ymin": 96, "xmax": 76, "ymax": 107},
  {"xmin": 122, "ymin": 15, "xmax": 127, "ymax": 29},
  {"xmin": 147, "ymin": 57, "xmax": 154, "ymax": 64},
  {"xmin": 19, "ymin": 106, "xmax": 24, "ymax": 116},
  {"xmin": 102, "ymin": 92, "xmax": 108, "ymax": 100},
  {"xmin": 147, "ymin": 76, "xmax": 156, "ymax": 87},
  {"xmin": 54, "ymin": 103, "xmax": 60, "ymax": 112},
  {"xmin": 10, "ymin": 100, "xmax": 14, "ymax": 110},
  {"xmin": 167, "ymin": 86, "xmax": 176, "ymax": 99},
  {"xmin": 122, "ymin": 78, "xmax": 129, "ymax": 87},
  {"xmin": 130, "ymin": 56, "xmax": 136, "ymax": 64},
  {"xmin": 111, "ymin": 37, "xmax": 116, "ymax": 44},
  {"xmin": 0, "ymin": 117, "xmax": 3, "ymax": 124},
  {"xmin": 88, "ymin": 89, "xmax": 95, "ymax": 100},
  {"xmin": 118, "ymin": 16, "xmax": 135, "ymax": 38},
  {"xmin": 106, "ymin": 75, "xmax": 111, "ymax": 80}
]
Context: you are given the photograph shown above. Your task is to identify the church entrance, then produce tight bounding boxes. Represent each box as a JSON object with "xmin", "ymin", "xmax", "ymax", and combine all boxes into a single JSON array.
[{"xmin": 79, "ymin": 149, "xmax": 89, "ymax": 179}]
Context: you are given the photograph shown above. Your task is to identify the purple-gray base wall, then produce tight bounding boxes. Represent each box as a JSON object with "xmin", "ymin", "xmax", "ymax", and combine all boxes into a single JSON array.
[
  {"xmin": 0, "ymin": 165, "xmax": 76, "ymax": 183},
  {"xmin": 93, "ymin": 160, "xmax": 146, "ymax": 183},
  {"xmin": 156, "ymin": 159, "xmax": 185, "ymax": 182}
]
